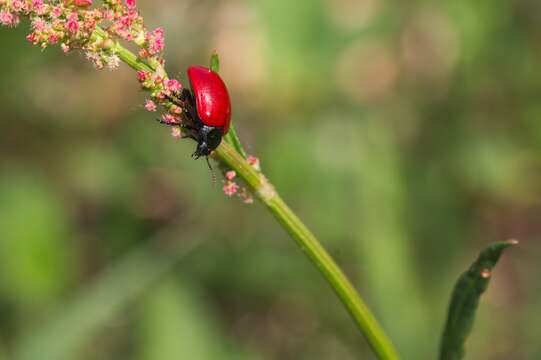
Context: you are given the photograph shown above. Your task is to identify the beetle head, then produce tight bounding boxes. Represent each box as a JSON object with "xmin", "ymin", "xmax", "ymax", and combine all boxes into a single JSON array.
[{"xmin": 193, "ymin": 126, "xmax": 222, "ymax": 159}]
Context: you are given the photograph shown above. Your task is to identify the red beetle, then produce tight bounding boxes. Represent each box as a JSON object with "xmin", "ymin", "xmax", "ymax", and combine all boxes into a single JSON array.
[
  {"xmin": 188, "ymin": 66, "xmax": 231, "ymax": 135},
  {"xmin": 159, "ymin": 65, "xmax": 231, "ymax": 160}
]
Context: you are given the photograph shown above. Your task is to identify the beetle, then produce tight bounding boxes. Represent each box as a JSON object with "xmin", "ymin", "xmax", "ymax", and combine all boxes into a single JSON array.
[{"xmin": 160, "ymin": 66, "xmax": 231, "ymax": 160}]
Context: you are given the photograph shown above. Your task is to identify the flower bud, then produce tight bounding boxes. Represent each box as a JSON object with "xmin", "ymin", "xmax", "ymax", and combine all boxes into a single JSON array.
[{"xmin": 74, "ymin": 0, "xmax": 93, "ymax": 7}]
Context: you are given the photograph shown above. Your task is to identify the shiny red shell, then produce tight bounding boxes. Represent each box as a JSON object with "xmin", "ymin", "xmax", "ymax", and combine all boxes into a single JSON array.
[{"xmin": 187, "ymin": 66, "xmax": 231, "ymax": 134}]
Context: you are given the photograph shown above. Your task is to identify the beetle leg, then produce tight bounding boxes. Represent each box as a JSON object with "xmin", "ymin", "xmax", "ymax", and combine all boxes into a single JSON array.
[
  {"xmin": 178, "ymin": 89, "xmax": 201, "ymax": 123},
  {"xmin": 181, "ymin": 124, "xmax": 198, "ymax": 132},
  {"xmin": 156, "ymin": 117, "xmax": 194, "ymax": 129},
  {"xmin": 156, "ymin": 117, "xmax": 182, "ymax": 127},
  {"xmin": 163, "ymin": 93, "xmax": 184, "ymax": 107},
  {"xmin": 164, "ymin": 91, "xmax": 201, "ymax": 128},
  {"xmin": 155, "ymin": 118, "xmax": 201, "ymax": 138},
  {"xmin": 179, "ymin": 88, "xmax": 193, "ymax": 102},
  {"xmin": 165, "ymin": 89, "xmax": 192, "ymax": 106}
]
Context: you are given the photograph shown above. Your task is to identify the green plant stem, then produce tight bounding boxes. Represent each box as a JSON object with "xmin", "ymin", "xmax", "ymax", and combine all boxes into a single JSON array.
[
  {"xmin": 101, "ymin": 29, "xmax": 399, "ymax": 360},
  {"xmin": 215, "ymin": 142, "xmax": 399, "ymax": 360}
]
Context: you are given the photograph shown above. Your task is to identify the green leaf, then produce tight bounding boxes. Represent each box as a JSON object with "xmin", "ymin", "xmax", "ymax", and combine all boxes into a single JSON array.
[
  {"xmin": 13, "ymin": 232, "xmax": 202, "ymax": 360},
  {"xmin": 137, "ymin": 280, "xmax": 224, "ymax": 360},
  {"xmin": 439, "ymin": 240, "xmax": 518, "ymax": 360},
  {"xmin": 0, "ymin": 173, "xmax": 75, "ymax": 306},
  {"xmin": 210, "ymin": 52, "xmax": 220, "ymax": 73},
  {"xmin": 223, "ymin": 125, "xmax": 248, "ymax": 159}
]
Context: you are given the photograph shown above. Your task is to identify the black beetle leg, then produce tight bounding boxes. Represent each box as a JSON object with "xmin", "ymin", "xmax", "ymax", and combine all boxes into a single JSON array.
[
  {"xmin": 163, "ymin": 94, "xmax": 182, "ymax": 107},
  {"xmin": 178, "ymin": 88, "xmax": 193, "ymax": 102},
  {"xmin": 155, "ymin": 118, "xmax": 200, "ymax": 139},
  {"xmin": 165, "ymin": 88, "xmax": 192, "ymax": 107},
  {"xmin": 156, "ymin": 118, "xmax": 181, "ymax": 127},
  {"xmin": 182, "ymin": 134, "xmax": 197, "ymax": 141}
]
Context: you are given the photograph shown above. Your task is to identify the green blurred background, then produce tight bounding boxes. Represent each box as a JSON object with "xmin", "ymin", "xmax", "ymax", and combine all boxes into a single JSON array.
[{"xmin": 0, "ymin": 0, "xmax": 540, "ymax": 359}]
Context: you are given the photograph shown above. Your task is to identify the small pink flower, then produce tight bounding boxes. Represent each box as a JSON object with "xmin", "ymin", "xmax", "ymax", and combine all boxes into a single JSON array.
[
  {"xmin": 238, "ymin": 187, "xmax": 254, "ymax": 204},
  {"xmin": 61, "ymin": 43, "xmax": 70, "ymax": 53},
  {"xmin": 138, "ymin": 48, "xmax": 150, "ymax": 58},
  {"xmin": 127, "ymin": 9, "xmax": 139, "ymax": 21},
  {"xmin": 117, "ymin": 14, "xmax": 132, "ymax": 29},
  {"xmin": 26, "ymin": 32, "xmax": 37, "ymax": 43},
  {"xmin": 102, "ymin": 9, "xmax": 114, "ymax": 21},
  {"xmin": 67, "ymin": 13, "xmax": 80, "ymax": 34},
  {"xmin": 165, "ymin": 79, "xmax": 181, "ymax": 92},
  {"xmin": 106, "ymin": 54, "xmax": 120, "ymax": 70},
  {"xmin": 225, "ymin": 171, "xmax": 236, "ymax": 181},
  {"xmin": 11, "ymin": 0, "xmax": 24, "ymax": 11},
  {"xmin": 223, "ymin": 181, "xmax": 239, "ymax": 197},
  {"xmin": 51, "ymin": 6, "xmax": 63, "ymax": 18},
  {"xmin": 144, "ymin": 99, "xmax": 157, "ymax": 112},
  {"xmin": 136, "ymin": 70, "xmax": 150, "ymax": 82},
  {"xmin": 242, "ymin": 194, "xmax": 254, "ymax": 204},
  {"xmin": 247, "ymin": 155, "xmax": 261, "ymax": 171},
  {"xmin": 171, "ymin": 127, "xmax": 182, "ymax": 139},
  {"xmin": 161, "ymin": 113, "xmax": 180, "ymax": 125},
  {"xmin": 0, "ymin": 11, "xmax": 17, "ymax": 27},
  {"xmin": 126, "ymin": 0, "xmax": 136, "ymax": 9},
  {"xmin": 145, "ymin": 27, "xmax": 164, "ymax": 55},
  {"xmin": 154, "ymin": 90, "xmax": 167, "ymax": 100},
  {"xmin": 32, "ymin": 0, "xmax": 43, "ymax": 7},
  {"xmin": 85, "ymin": 51, "xmax": 103, "ymax": 69},
  {"xmin": 73, "ymin": 0, "xmax": 92, "ymax": 6},
  {"xmin": 170, "ymin": 105, "xmax": 182, "ymax": 114},
  {"xmin": 32, "ymin": 18, "xmax": 47, "ymax": 32},
  {"xmin": 32, "ymin": 0, "xmax": 46, "ymax": 15},
  {"xmin": 48, "ymin": 32, "xmax": 60, "ymax": 44}
]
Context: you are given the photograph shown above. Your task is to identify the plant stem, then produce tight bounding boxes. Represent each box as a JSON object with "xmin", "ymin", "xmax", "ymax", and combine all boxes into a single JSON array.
[
  {"xmin": 102, "ymin": 29, "xmax": 400, "ymax": 359},
  {"xmin": 215, "ymin": 142, "xmax": 399, "ymax": 360}
]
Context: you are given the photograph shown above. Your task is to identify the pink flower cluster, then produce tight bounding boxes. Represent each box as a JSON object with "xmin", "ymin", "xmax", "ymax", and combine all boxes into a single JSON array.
[
  {"xmin": 0, "ymin": 0, "xmax": 166, "ymax": 71},
  {"xmin": 142, "ymin": 27, "xmax": 164, "ymax": 56},
  {"xmin": 136, "ymin": 69, "xmax": 185, "ymax": 127},
  {"xmin": 221, "ymin": 160, "xmax": 258, "ymax": 202},
  {"xmin": 0, "ymin": 0, "xmax": 255, "ymax": 201},
  {"xmin": 247, "ymin": 155, "xmax": 261, "ymax": 171},
  {"xmin": 134, "ymin": 83, "xmax": 186, "ymax": 136},
  {"xmin": 0, "ymin": 9, "xmax": 19, "ymax": 26},
  {"xmin": 0, "ymin": 0, "xmax": 183, "ymax": 132},
  {"xmin": 105, "ymin": 0, "xmax": 143, "ymax": 41}
]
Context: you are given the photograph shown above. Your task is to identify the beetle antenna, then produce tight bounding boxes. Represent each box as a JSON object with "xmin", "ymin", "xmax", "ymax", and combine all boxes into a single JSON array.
[{"xmin": 205, "ymin": 156, "xmax": 216, "ymax": 186}]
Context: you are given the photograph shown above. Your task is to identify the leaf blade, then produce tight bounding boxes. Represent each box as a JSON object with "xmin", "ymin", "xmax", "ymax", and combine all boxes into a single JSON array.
[
  {"xmin": 210, "ymin": 51, "xmax": 220, "ymax": 73},
  {"xmin": 439, "ymin": 240, "xmax": 517, "ymax": 360},
  {"xmin": 13, "ymin": 230, "xmax": 202, "ymax": 360}
]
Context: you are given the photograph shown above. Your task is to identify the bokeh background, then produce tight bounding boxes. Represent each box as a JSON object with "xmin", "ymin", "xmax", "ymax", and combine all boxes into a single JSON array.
[{"xmin": 0, "ymin": 0, "xmax": 540, "ymax": 359}]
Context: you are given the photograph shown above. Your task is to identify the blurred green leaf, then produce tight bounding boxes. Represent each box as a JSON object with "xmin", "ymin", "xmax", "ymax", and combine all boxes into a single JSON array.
[
  {"xmin": 439, "ymin": 240, "xmax": 518, "ymax": 360},
  {"xmin": 14, "ymin": 229, "xmax": 201, "ymax": 360},
  {"xmin": 0, "ymin": 342, "xmax": 6, "ymax": 360},
  {"xmin": 137, "ymin": 280, "xmax": 225, "ymax": 360},
  {"xmin": 351, "ymin": 118, "xmax": 432, "ymax": 358},
  {"xmin": 209, "ymin": 52, "xmax": 220, "ymax": 73},
  {"xmin": 0, "ymin": 173, "xmax": 74, "ymax": 305},
  {"xmin": 137, "ymin": 278, "xmax": 263, "ymax": 360}
]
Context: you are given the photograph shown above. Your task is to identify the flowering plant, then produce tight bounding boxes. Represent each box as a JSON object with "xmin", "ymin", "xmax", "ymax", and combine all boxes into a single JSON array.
[
  {"xmin": 0, "ymin": 3, "xmax": 518, "ymax": 360},
  {"xmin": 0, "ymin": 1, "xmax": 401, "ymax": 359},
  {"xmin": 0, "ymin": 0, "xmax": 260, "ymax": 199}
]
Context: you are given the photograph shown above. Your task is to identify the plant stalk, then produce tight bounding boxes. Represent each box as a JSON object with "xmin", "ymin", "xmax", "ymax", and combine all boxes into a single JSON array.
[
  {"xmin": 215, "ymin": 142, "xmax": 399, "ymax": 360},
  {"xmin": 99, "ymin": 26, "xmax": 400, "ymax": 359}
]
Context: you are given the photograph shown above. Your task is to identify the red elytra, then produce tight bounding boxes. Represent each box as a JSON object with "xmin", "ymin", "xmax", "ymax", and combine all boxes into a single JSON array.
[{"xmin": 187, "ymin": 66, "xmax": 231, "ymax": 134}]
